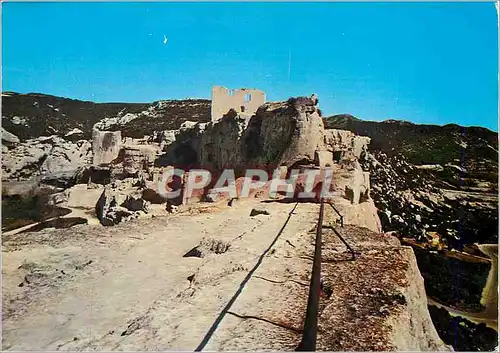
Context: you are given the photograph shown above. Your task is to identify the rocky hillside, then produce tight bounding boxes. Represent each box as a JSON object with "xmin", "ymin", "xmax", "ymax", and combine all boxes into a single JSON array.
[
  {"xmin": 325, "ymin": 114, "xmax": 498, "ymax": 246},
  {"xmin": 1, "ymin": 92, "xmax": 210, "ymax": 141},
  {"xmin": 324, "ymin": 114, "xmax": 498, "ymax": 183},
  {"xmin": 326, "ymin": 114, "xmax": 498, "ymax": 351}
]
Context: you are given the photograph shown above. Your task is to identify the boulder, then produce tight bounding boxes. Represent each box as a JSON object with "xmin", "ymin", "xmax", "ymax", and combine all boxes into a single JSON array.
[
  {"xmin": 95, "ymin": 185, "xmax": 133, "ymax": 226},
  {"xmin": 2, "ymin": 136, "xmax": 92, "ymax": 185},
  {"xmin": 321, "ymin": 129, "xmax": 371, "ymax": 160},
  {"xmin": 64, "ymin": 128, "xmax": 85, "ymax": 141},
  {"xmin": 344, "ymin": 162, "xmax": 371, "ymax": 205},
  {"xmin": 95, "ymin": 180, "xmax": 153, "ymax": 226},
  {"xmin": 250, "ymin": 207, "xmax": 270, "ymax": 217},
  {"xmin": 40, "ymin": 139, "xmax": 92, "ymax": 187},
  {"xmin": 123, "ymin": 195, "xmax": 150, "ymax": 213},
  {"xmin": 2, "ymin": 127, "xmax": 20, "ymax": 145}
]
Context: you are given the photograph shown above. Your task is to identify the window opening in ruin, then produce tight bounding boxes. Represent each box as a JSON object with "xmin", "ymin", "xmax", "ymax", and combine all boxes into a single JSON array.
[
  {"xmin": 244, "ymin": 93, "xmax": 251, "ymax": 102},
  {"xmin": 241, "ymin": 106, "xmax": 245, "ymax": 112}
]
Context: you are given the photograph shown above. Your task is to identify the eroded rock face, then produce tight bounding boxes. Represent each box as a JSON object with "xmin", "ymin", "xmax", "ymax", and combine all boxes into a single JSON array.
[
  {"xmin": 2, "ymin": 127, "xmax": 20, "ymax": 145},
  {"xmin": 40, "ymin": 140, "xmax": 92, "ymax": 186},
  {"xmin": 157, "ymin": 96, "xmax": 372, "ymax": 188},
  {"xmin": 317, "ymin": 225, "xmax": 451, "ymax": 352},
  {"xmin": 197, "ymin": 111, "xmax": 251, "ymax": 170},
  {"xmin": 95, "ymin": 180, "xmax": 151, "ymax": 226},
  {"xmin": 344, "ymin": 161, "xmax": 371, "ymax": 205},
  {"xmin": 387, "ymin": 249, "xmax": 453, "ymax": 351},
  {"xmin": 175, "ymin": 96, "xmax": 328, "ymax": 171},
  {"xmin": 92, "ymin": 129, "xmax": 122, "ymax": 166},
  {"xmin": 320, "ymin": 129, "xmax": 370, "ymax": 161},
  {"xmin": 121, "ymin": 145, "xmax": 157, "ymax": 175},
  {"xmin": 2, "ymin": 136, "xmax": 92, "ymax": 185}
]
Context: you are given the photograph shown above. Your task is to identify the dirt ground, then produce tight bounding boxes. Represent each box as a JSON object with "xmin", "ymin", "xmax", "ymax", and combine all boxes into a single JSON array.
[{"xmin": 2, "ymin": 199, "xmax": 320, "ymax": 351}]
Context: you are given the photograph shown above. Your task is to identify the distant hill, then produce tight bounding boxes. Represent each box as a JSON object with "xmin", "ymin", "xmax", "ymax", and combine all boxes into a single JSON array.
[
  {"xmin": 324, "ymin": 114, "xmax": 498, "ymax": 183},
  {"xmin": 1, "ymin": 92, "xmax": 211, "ymax": 140}
]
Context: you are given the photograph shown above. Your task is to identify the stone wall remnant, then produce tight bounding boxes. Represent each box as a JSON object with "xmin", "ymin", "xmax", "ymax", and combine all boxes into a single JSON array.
[
  {"xmin": 211, "ymin": 86, "xmax": 266, "ymax": 121},
  {"xmin": 92, "ymin": 129, "xmax": 122, "ymax": 166}
]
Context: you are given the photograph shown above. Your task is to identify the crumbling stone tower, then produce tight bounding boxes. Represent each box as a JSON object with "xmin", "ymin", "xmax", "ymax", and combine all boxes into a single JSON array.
[{"xmin": 211, "ymin": 86, "xmax": 266, "ymax": 121}]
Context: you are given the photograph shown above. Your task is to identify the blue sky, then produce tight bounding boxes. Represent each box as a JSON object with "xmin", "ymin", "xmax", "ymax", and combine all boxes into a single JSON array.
[{"xmin": 3, "ymin": 2, "xmax": 498, "ymax": 131}]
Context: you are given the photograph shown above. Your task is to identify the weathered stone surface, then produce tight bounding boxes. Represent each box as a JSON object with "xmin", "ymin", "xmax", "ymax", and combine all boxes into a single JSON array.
[
  {"xmin": 2, "ymin": 127, "xmax": 20, "ymax": 145},
  {"xmin": 94, "ymin": 112, "xmax": 143, "ymax": 131},
  {"xmin": 315, "ymin": 150, "xmax": 334, "ymax": 167},
  {"xmin": 157, "ymin": 95, "xmax": 372, "ymax": 182},
  {"xmin": 2, "ymin": 179, "xmax": 42, "ymax": 197},
  {"xmin": 2, "ymin": 138, "xmax": 51, "ymax": 180},
  {"xmin": 95, "ymin": 180, "xmax": 153, "ymax": 226},
  {"xmin": 2, "ymin": 136, "xmax": 92, "ymax": 185},
  {"xmin": 316, "ymin": 225, "xmax": 451, "ymax": 352},
  {"xmin": 197, "ymin": 112, "xmax": 251, "ymax": 171},
  {"xmin": 183, "ymin": 237, "xmax": 231, "ymax": 258},
  {"xmin": 92, "ymin": 129, "xmax": 122, "ymax": 166},
  {"xmin": 64, "ymin": 128, "xmax": 85, "ymax": 141},
  {"xmin": 123, "ymin": 195, "xmax": 150, "ymax": 213},
  {"xmin": 277, "ymin": 107, "xmax": 324, "ymax": 168},
  {"xmin": 345, "ymin": 163, "xmax": 371, "ymax": 205},
  {"xmin": 154, "ymin": 129, "xmax": 177, "ymax": 151},
  {"xmin": 40, "ymin": 140, "xmax": 92, "ymax": 186},
  {"xmin": 96, "ymin": 195, "xmax": 137, "ymax": 226},
  {"xmin": 320, "ymin": 128, "xmax": 370, "ymax": 160},
  {"xmin": 121, "ymin": 145, "xmax": 157, "ymax": 175},
  {"xmin": 3, "ymin": 197, "xmax": 450, "ymax": 351},
  {"xmin": 193, "ymin": 96, "xmax": 325, "ymax": 171},
  {"xmin": 95, "ymin": 186, "xmax": 120, "ymax": 226}
]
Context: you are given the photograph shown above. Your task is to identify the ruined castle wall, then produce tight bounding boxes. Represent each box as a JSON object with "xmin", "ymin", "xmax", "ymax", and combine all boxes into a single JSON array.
[{"xmin": 211, "ymin": 86, "xmax": 266, "ymax": 121}]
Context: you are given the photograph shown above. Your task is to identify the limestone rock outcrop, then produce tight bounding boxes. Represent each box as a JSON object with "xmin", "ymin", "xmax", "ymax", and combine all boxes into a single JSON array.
[
  {"xmin": 92, "ymin": 129, "xmax": 122, "ymax": 166},
  {"xmin": 157, "ymin": 95, "xmax": 372, "ymax": 186},
  {"xmin": 2, "ymin": 135, "xmax": 92, "ymax": 185},
  {"xmin": 317, "ymin": 225, "xmax": 451, "ymax": 351},
  {"xmin": 95, "ymin": 179, "xmax": 151, "ymax": 226},
  {"xmin": 40, "ymin": 140, "xmax": 92, "ymax": 185},
  {"xmin": 95, "ymin": 186, "xmax": 136, "ymax": 226},
  {"xmin": 344, "ymin": 161, "xmax": 371, "ymax": 205},
  {"xmin": 2, "ymin": 127, "xmax": 20, "ymax": 145},
  {"xmin": 162, "ymin": 95, "xmax": 335, "ymax": 172},
  {"xmin": 319, "ymin": 129, "xmax": 370, "ymax": 162},
  {"xmin": 121, "ymin": 145, "xmax": 158, "ymax": 175},
  {"xmin": 197, "ymin": 111, "xmax": 251, "ymax": 170}
]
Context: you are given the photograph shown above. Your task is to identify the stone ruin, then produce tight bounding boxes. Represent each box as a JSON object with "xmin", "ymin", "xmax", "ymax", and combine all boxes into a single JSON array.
[
  {"xmin": 89, "ymin": 90, "xmax": 372, "ymax": 225},
  {"xmin": 211, "ymin": 86, "xmax": 266, "ymax": 121},
  {"xmin": 92, "ymin": 129, "xmax": 122, "ymax": 166}
]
